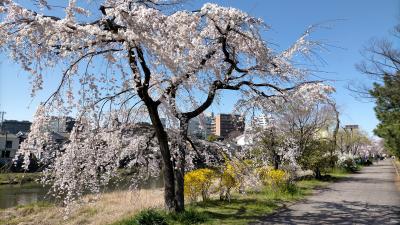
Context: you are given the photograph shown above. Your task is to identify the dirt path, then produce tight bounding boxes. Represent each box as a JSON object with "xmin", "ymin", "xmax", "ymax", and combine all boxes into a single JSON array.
[{"xmin": 256, "ymin": 159, "xmax": 400, "ymax": 225}]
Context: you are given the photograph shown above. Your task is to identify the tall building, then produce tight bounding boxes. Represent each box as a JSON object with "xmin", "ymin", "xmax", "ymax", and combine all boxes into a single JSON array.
[
  {"xmin": 212, "ymin": 114, "xmax": 245, "ymax": 138},
  {"xmin": 1, "ymin": 120, "xmax": 32, "ymax": 134},
  {"xmin": 188, "ymin": 112, "xmax": 214, "ymax": 139},
  {"xmin": 252, "ymin": 114, "xmax": 271, "ymax": 130}
]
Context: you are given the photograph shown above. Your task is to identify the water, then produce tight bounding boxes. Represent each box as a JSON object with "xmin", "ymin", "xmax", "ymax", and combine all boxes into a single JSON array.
[
  {"xmin": 0, "ymin": 183, "xmax": 50, "ymax": 209},
  {"xmin": 0, "ymin": 176, "xmax": 163, "ymax": 209}
]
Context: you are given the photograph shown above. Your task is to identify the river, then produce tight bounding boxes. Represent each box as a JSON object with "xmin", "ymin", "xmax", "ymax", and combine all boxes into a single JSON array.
[
  {"xmin": 0, "ymin": 176, "xmax": 163, "ymax": 209},
  {"xmin": 0, "ymin": 183, "xmax": 49, "ymax": 209}
]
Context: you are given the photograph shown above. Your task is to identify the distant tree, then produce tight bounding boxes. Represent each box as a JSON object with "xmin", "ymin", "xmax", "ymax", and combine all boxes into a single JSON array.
[
  {"xmin": 297, "ymin": 139, "xmax": 331, "ymax": 179},
  {"xmin": 356, "ymin": 24, "xmax": 400, "ymax": 157},
  {"xmin": 271, "ymin": 95, "xmax": 337, "ymax": 178},
  {"xmin": 336, "ymin": 128, "xmax": 371, "ymax": 156},
  {"xmin": 370, "ymin": 73, "xmax": 400, "ymax": 157},
  {"xmin": 206, "ymin": 134, "xmax": 218, "ymax": 142},
  {"xmin": 259, "ymin": 127, "xmax": 285, "ymax": 170}
]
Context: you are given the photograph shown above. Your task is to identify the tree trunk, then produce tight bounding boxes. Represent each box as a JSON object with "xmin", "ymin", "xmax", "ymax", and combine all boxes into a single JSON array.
[
  {"xmin": 315, "ymin": 167, "xmax": 321, "ymax": 179},
  {"xmin": 175, "ymin": 119, "xmax": 189, "ymax": 212},
  {"xmin": 331, "ymin": 102, "xmax": 340, "ymax": 168},
  {"xmin": 273, "ymin": 153, "xmax": 280, "ymax": 170},
  {"xmin": 147, "ymin": 104, "xmax": 176, "ymax": 212}
]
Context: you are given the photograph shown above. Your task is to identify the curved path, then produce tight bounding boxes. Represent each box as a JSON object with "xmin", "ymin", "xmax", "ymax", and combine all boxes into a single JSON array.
[{"xmin": 256, "ymin": 159, "xmax": 400, "ymax": 225}]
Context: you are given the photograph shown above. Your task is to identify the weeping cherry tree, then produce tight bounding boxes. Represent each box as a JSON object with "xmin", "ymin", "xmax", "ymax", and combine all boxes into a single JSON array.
[{"xmin": 0, "ymin": 0, "xmax": 333, "ymax": 212}]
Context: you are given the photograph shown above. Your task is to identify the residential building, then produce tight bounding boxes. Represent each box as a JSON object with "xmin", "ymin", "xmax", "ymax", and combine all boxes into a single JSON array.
[
  {"xmin": 0, "ymin": 133, "xmax": 19, "ymax": 163},
  {"xmin": 345, "ymin": 125, "xmax": 359, "ymax": 132},
  {"xmin": 211, "ymin": 114, "xmax": 245, "ymax": 139},
  {"xmin": 188, "ymin": 112, "xmax": 214, "ymax": 139},
  {"xmin": 236, "ymin": 133, "xmax": 254, "ymax": 146},
  {"xmin": 252, "ymin": 114, "xmax": 272, "ymax": 130},
  {"xmin": 1, "ymin": 120, "xmax": 31, "ymax": 134},
  {"xmin": 49, "ymin": 116, "xmax": 75, "ymax": 133}
]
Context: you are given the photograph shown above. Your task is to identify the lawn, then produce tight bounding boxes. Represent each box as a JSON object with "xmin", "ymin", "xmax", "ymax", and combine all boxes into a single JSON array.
[
  {"xmin": 184, "ymin": 179, "xmax": 329, "ymax": 225},
  {"xmin": 112, "ymin": 178, "xmax": 333, "ymax": 225}
]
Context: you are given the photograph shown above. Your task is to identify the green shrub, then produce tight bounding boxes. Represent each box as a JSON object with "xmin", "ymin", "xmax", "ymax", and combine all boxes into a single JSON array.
[
  {"xmin": 282, "ymin": 183, "xmax": 300, "ymax": 195},
  {"xmin": 135, "ymin": 209, "xmax": 167, "ymax": 225},
  {"xmin": 339, "ymin": 157, "xmax": 358, "ymax": 172},
  {"xmin": 167, "ymin": 210, "xmax": 207, "ymax": 225},
  {"xmin": 116, "ymin": 209, "xmax": 167, "ymax": 225}
]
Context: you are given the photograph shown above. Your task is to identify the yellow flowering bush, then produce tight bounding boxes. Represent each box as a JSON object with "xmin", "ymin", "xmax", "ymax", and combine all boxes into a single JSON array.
[
  {"xmin": 184, "ymin": 168, "xmax": 216, "ymax": 202},
  {"xmin": 219, "ymin": 159, "xmax": 256, "ymax": 201},
  {"xmin": 258, "ymin": 167, "xmax": 288, "ymax": 191}
]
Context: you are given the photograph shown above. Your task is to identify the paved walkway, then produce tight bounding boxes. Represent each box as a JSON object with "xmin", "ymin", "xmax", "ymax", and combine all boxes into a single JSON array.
[{"xmin": 256, "ymin": 159, "xmax": 400, "ymax": 225}]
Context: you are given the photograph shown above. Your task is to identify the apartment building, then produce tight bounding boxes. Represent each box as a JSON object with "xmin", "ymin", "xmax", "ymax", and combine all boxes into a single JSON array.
[
  {"xmin": 212, "ymin": 114, "xmax": 245, "ymax": 138},
  {"xmin": 0, "ymin": 133, "xmax": 19, "ymax": 163}
]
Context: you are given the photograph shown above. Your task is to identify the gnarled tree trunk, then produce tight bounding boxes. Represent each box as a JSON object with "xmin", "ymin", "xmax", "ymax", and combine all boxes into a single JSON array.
[{"xmin": 147, "ymin": 104, "xmax": 177, "ymax": 212}]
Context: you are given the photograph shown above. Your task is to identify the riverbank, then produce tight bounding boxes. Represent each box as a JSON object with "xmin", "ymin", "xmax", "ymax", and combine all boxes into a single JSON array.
[
  {"xmin": 0, "ymin": 168, "xmax": 349, "ymax": 225},
  {"xmin": 113, "ymin": 172, "xmax": 347, "ymax": 225},
  {"xmin": 0, "ymin": 189, "xmax": 164, "ymax": 225},
  {"xmin": 0, "ymin": 173, "xmax": 41, "ymax": 185}
]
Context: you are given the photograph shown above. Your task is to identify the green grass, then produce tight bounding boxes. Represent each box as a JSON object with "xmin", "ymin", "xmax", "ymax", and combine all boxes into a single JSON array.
[
  {"xmin": 111, "ymin": 178, "xmax": 330, "ymax": 225},
  {"xmin": 188, "ymin": 180, "xmax": 328, "ymax": 225},
  {"xmin": 0, "ymin": 172, "xmax": 41, "ymax": 185}
]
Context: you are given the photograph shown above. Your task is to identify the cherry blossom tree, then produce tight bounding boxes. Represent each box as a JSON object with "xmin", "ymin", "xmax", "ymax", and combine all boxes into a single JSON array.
[{"xmin": 1, "ymin": 0, "xmax": 333, "ymax": 212}]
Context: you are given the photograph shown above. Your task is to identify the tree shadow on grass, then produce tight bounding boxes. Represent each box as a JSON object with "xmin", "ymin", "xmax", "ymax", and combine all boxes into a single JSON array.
[{"xmin": 192, "ymin": 198, "xmax": 283, "ymax": 223}]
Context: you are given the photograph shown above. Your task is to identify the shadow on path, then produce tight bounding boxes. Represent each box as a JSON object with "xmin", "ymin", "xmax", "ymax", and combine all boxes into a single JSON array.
[
  {"xmin": 254, "ymin": 160, "xmax": 400, "ymax": 225},
  {"xmin": 255, "ymin": 200, "xmax": 400, "ymax": 225}
]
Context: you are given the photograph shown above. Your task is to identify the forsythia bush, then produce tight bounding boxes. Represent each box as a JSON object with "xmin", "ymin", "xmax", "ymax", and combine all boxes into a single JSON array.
[
  {"xmin": 219, "ymin": 159, "xmax": 254, "ymax": 201},
  {"xmin": 258, "ymin": 167, "xmax": 288, "ymax": 191},
  {"xmin": 184, "ymin": 168, "xmax": 216, "ymax": 202}
]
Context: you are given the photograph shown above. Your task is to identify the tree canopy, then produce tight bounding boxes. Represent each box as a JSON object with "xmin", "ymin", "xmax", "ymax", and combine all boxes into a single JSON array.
[{"xmin": 357, "ymin": 24, "xmax": 400, "ymax": 157}]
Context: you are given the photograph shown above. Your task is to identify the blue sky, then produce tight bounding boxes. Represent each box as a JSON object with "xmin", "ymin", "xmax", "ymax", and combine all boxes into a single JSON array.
[{"xmin": 0, "ymin": 0, "xmax": 399, "ymax": 136}]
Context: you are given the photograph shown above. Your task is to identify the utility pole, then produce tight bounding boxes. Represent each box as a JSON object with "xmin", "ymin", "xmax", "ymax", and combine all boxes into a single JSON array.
[{"xmin": 0, "ymin": 111, "xmax": 5, "ymax": 133}]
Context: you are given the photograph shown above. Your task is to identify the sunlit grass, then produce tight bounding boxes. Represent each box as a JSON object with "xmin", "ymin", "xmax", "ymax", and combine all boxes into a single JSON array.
[
  {"xmin": 1, "ymin": 189, "xmax": 164, "ymax": 225},
  {"xmin": 111, "ymin": 178, "xmax": 330, "ymax": 225}
]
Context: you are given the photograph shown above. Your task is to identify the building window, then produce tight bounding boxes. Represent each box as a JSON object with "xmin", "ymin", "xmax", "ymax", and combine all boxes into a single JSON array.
[
  {"xmin": 6, "ymin": 141, "xmax": 12, "ymax": 149},
  {"xmin": 1, "ymin": 151, "xmax": 10, "ymax": 158}
]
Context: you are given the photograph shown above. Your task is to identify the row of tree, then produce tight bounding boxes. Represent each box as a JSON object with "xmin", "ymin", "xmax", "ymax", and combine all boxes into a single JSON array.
[{"xmin": 247, "ymin": 94, "xmax": 379, "ymax": 180}]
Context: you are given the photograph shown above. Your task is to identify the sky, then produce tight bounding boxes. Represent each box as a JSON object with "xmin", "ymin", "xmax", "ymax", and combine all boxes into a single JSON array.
[{"xmin": 0, "ymin": 0, "xmax": 399, "ymax": 136}]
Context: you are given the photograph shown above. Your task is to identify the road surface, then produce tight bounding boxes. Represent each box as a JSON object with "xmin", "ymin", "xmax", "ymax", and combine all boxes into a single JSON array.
[{"xmin": 256, "ymin": 159, "xmax": 400, "ymax": 225}]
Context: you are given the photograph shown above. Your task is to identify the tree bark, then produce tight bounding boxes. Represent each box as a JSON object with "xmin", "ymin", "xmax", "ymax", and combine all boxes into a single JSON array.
[
  {"xmin": 273, "ymin": 153, "xmax": 280, "ymax": 170},
  {"xmin": 174, "ymin": 118, "xmax": 189, "ymax": 212},
  {"xmin": 315, "ymin": 167, "xmax": 321, "ymax": 179},
  {"xmin": 147, "ymin": 104, "xmax": 176, "ymax": 212}
]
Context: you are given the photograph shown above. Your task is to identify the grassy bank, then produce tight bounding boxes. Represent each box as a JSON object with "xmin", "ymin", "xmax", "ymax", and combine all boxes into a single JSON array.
[
  {"xmin": 0, "ymin": 173, "xmax": 41, "ymax": 185},
  {"xmin": 0, "ymin": 169, "xmax": 350, "ymax": 225},
  {"xmin": 0, "ymin": 189, "xmax": 164, "ymax": 225},
  {"xmin": 113, "ymin": 173, "xmax": 345, "ymax": 225},
  {"xmin": 184, "ymin": 179, "xmax": 329, "ymax": 225}
]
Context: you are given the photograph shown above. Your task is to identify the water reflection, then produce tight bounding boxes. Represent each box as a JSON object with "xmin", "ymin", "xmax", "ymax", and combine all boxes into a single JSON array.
[
  {"xmin": 0, "ymin": 176, "xmax": 163, "ymax": 209},
  {"xmin": 0, "ymin": 183, "xmax": 49, "ymax": 209}
]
